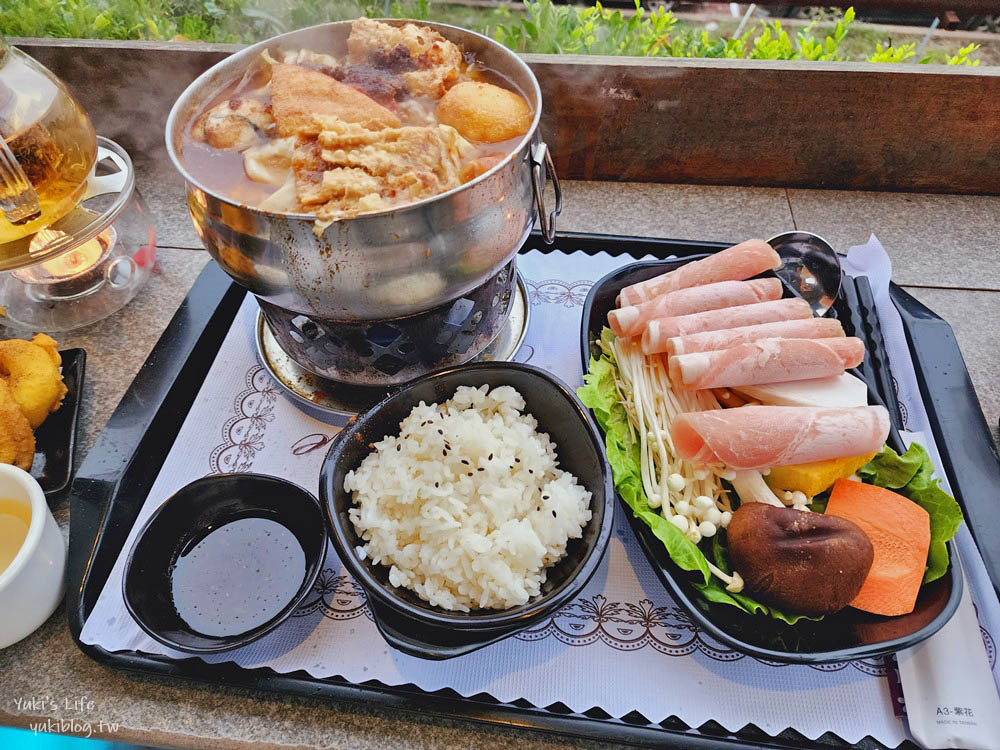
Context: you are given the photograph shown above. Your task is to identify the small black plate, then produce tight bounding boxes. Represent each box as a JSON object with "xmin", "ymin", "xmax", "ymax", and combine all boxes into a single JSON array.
[
  {"xmin": 580, "ymin": 257, "xmax": 962, "ymax": 663},
  {"xmin": 320, "ymin": 362, "xmax": 616, "ymax": 660},
  {"xmin": 123, "ymin": 473, "xmax": 328, "ymax": 654},
  {"xmin": 32, "ymin": 347, "xmax": 85, "ymax": 499}
]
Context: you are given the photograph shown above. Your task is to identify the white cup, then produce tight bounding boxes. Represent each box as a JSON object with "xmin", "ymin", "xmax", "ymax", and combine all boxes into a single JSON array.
[{"xmin": 0, "ymin": 464, "xmax": 67, "ymax": 649}]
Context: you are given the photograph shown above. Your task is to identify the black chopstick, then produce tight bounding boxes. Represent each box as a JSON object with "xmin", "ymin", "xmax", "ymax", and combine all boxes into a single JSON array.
[{"xmin": 854, "ymin": 275, "xmax": 906, "ymax": 438}]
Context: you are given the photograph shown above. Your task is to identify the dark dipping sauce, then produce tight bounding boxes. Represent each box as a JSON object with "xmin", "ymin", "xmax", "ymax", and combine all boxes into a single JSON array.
[{"xmin": 170, "ymin": 517, "xmax": 306, "ymax": 637}]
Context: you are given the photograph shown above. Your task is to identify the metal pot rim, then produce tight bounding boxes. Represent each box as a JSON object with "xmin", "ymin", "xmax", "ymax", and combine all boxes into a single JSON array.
[{"xmin": 164, "ymin": 18, "xmax": 543, "ymax": 224}]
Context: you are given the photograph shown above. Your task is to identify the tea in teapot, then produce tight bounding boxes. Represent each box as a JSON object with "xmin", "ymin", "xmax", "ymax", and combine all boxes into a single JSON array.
[{"xmin": 0, "ymin": 41, "xmax": 97, "ymax": 245}]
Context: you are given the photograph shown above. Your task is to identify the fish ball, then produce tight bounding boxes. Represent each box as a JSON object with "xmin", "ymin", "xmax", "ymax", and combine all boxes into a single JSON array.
[{"xmin": 438, "ymin": 82, "xmax": 532, "ymax": 143}]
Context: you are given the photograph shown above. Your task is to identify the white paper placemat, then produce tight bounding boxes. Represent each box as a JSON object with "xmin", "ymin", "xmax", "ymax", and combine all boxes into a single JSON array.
[{"xmin": 80, "ymin": 246, "xmax": 1000, "ymax": 747}]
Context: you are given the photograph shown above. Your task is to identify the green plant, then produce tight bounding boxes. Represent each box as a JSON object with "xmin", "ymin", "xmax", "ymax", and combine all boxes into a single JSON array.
[
  {"xmin": 794, "ymin": 6, "xmax": 855, "ymax": 61},
  {"xmin": 576, "ymin": 2, "xmax": 678, "ymax": 57},
  {"xmin": 867, "ymin": 41, "xmax": 917, "ymax": 63},
  {"xmin": 0, "ymin": 0, "xmax": 983, "ymax": 67},
  {"xmin": 492, "ymin": 0, "xmax": 584, "ymax": 54},
  {"xmin": 946, "ymin": 42, "xmax": 981, "ymax": 66},
  {"xmin": 748, "ymin": 21, "xmax": 796, "ymax": 60}
]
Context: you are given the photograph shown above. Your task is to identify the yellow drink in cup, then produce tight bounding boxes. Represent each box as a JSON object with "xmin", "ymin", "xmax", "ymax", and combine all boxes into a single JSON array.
[{"xmin": 0, "ymin": 498, "xmax": 31, "ymax": 575}]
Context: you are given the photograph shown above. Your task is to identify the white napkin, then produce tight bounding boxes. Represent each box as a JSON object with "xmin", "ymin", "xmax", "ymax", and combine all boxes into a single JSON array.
[
  {"xmin": 844, "ymin": 235, "xmax": 1000, "ymax": 748},
  {"xmin": 76, "ymin": 245, "xmax": 1000, "ymax": 747}
]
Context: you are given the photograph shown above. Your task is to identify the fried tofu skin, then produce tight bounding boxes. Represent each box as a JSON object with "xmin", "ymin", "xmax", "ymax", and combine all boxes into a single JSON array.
[
  {"xmin": 347, "ymin": 18, "xmax": 463, "ymax": 98},
  {"xmin": 295, "ymin": 116, "xmax": 472, "ymax": 233},
  {"xmin": 270, "ymin": 63, "xmax": 401, "ymax": 137}
]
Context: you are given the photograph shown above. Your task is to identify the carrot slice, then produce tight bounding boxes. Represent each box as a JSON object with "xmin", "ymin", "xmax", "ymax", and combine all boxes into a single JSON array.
[{"xmin": 825, "ymin": 478, "xmax": 930, "ymax": 616}]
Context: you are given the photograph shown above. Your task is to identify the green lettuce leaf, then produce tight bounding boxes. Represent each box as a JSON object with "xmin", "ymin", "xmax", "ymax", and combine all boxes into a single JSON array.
[
  {"xmin": 578, "ymin": 329, "xmax": 814, "ymax": 625},
  {"xmin": 578, "ymin": 350, "xmax": 711, "ymax": 583},
  {"xmin": 859, "ymin": 442, "xmax": 964, "ymax": 583},
  {"xmin": 857, "ymin": 443, "xmax": 923, "ymax": 488}
]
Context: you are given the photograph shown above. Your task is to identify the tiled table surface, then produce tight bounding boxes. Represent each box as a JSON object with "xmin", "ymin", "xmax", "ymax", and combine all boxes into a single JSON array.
[{"xmin": 1, "ymin": 157, "xmax": 998, "ymax": 750}]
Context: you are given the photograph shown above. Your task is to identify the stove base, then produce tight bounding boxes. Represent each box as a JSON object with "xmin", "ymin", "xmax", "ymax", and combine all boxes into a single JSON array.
[{"xmin": 256, "ymin": 272, "xmax": 529, "ymax": 418}]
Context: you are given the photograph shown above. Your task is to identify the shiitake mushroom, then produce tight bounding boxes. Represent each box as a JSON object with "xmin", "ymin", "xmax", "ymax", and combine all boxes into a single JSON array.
[{"xmin": 727, "ymin": 503, "xmax": 874, "ymax": 616}]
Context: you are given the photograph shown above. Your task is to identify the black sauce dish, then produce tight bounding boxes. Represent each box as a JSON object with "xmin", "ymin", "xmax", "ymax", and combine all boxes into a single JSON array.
[
  {"xmin": 580, "ymin": 256, "xmax": 961, "ymax": 663},
  {"xmin": 123, "ymin": 473, "xmax": 328, "ymax": 654},
  {"xmin": 320, "ymin": 362, "xmax": 615, "ymax": 660}
]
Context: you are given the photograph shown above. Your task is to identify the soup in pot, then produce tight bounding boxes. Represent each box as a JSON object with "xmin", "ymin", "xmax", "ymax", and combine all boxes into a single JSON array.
[{"xmin": 180, "ymin": 18, "xmax": 534, "ymax": 233}]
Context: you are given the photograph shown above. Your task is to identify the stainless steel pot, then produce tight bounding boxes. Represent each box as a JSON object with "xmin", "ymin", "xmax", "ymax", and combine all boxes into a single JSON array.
[{"xmin": 165, "ymin": 20, "xmax": 561, "ymax": 323}]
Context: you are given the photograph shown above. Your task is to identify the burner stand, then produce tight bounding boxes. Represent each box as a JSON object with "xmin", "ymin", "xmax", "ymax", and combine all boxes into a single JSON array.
[{"xmin": 256, "ymin": 272, "xmax": 530, "ymax": 420}]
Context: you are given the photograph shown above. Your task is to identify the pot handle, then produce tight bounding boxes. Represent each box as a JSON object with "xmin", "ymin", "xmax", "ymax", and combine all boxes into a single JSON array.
[
  {"xmin": 530, "ymin": 142, "xmax": 562, "ymax": 245},
  {"xmin": 82, "ymin": 142, "xmax": 131, "ymax": 201}
]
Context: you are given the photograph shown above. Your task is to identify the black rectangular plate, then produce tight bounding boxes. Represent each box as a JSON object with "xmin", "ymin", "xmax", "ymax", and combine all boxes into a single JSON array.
[
  {"xmin": 66, "ymin": 232, "xmax": 998, "ymax": 750},
  {"xmin": 579, "ymin": 258, "xmax": 961, "ymax": 663},
  {"xmin": 31, "ymin": 347, "xmax": 85, "ymax": 499}
]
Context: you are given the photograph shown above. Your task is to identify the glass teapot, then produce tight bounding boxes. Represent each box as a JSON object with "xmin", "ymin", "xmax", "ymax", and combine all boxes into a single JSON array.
[{"xmin": 0, "ymin": 38, "xmax": 97, "ymax": 246}]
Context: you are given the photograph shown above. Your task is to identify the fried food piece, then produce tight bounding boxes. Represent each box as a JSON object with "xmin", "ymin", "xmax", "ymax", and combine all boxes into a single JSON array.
[
  {"xmin": 0, "ymin": 378, "xmax": 35, "ymax": 471},
  {"xmin": 295, "ymin": 116, "xmax": 473, "ymax": 232},
  {"xmin": 347, "ymin": 19, "xmax": 463, "ymax": 98},
  {"xmin": 0, "ymin": 334, "xmax": 67, "ymax": 430},
  {"xmin": 31, "ymin": 333, "xmax": 61, "ymax": 368},
  {"xmin": 437, "ymin": 82, "xmax": 532, "ymax": 143},
  {"xmin": 270, "ymin": 63, "xmax": 401, "ymax": 138},
  {"xmin": 192, "ymin": 97, "xmax": 275, "ymax": 151},
  {"xmin": 460, "ymin": 154, "xmax": 506, "ymax": 183}
]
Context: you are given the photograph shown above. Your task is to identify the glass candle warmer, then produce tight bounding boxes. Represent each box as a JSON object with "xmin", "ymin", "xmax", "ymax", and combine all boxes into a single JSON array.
[{"xmin": 0, "ymin": 137, "xmax": 154, "ymax": 331}]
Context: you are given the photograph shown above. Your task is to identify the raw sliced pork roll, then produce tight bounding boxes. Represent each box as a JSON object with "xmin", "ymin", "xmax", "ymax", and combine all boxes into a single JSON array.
[
  {"xmin": 618, "ymin": 239, "xmax": 780, "ymax": 307},
  {"xmin": 662, "ymin": 317, "xmax": 845, "ymax": 356},
  {"xmin": 608, "ymin": 278, "xmax": 782, "ymax": 338},
  {"xmin": 672, "ymin": 405, "xmax": 890, "ymax": 470},
  {"xmin": 641, "ymin": 298, "xmax": 812, "ymax": 354},
  {"xmin": 668, "ymin": 337, "xmax": 865, "ymax": 390}
]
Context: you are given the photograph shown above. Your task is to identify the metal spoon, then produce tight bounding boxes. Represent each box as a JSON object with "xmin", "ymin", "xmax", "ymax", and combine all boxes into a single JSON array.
[{"xmin": 767, "ymin": 231, "xmax": 842, "ymax": 316}]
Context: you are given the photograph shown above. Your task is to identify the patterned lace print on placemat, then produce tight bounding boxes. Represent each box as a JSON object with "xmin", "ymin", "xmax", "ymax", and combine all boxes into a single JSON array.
[
  {"xmin": 527, "ymin": 278, "xmax": 594, "ymax": 307},
  {"xmin": 287, "ymin": 571, "xmax": 898, "ymax": 676},
  {"xmin": 210, "ymin": 365, "xmax": 278, "ymax": 474}
]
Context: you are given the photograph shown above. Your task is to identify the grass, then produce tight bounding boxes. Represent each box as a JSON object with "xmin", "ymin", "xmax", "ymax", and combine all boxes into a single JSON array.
[
  {"xmin": 0, "ymin": 0, "xmax": 513, "ymax": 43},
  {"xmin": 0, "ymin": 0, "xmax": 992, "ymax": 65}
]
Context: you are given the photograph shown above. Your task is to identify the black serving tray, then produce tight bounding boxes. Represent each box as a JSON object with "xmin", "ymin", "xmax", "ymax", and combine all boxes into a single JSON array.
[
  {"xmin": 66, "ymin": 232, "xmax": 1000, "ymax": 750},
  {"xmin": 579, "ymin": 258, "xmax": 961, "ymax": 663}
]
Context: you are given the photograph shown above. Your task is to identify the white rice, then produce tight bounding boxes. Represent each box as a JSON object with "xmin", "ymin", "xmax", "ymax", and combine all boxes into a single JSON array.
[{"xmin": 344, "ymin": 384, "xmax": 592, "ymax": 611}]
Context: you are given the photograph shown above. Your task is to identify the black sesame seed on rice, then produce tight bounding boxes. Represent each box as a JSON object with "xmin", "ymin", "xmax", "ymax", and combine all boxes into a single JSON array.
[
  {"xmin": 552, "ymin": 510, "xmax": 557, "ymax": 518},
  {"xmin": 488, "ymin": 453, "xmax": 493, "ymax": 461}
]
